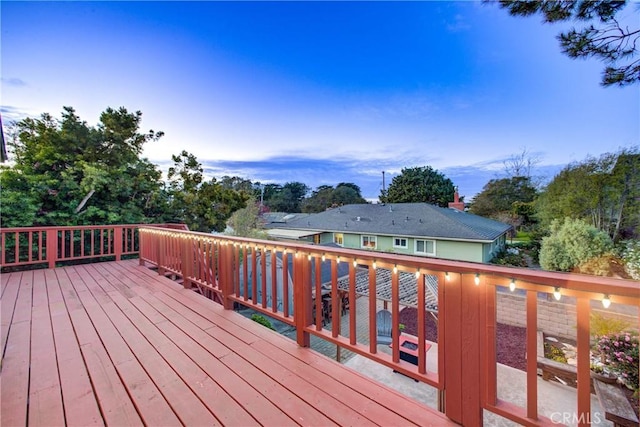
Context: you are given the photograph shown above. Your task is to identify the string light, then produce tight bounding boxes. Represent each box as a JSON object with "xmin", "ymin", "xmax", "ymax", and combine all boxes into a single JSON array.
[
  {"xmin": 474, "ymin": 274, "xmax": 480, "ymax": 286},
  {"xmin": 372, "ymin": 261, "xmax": 377, "ymax": 270},
  {"xmin": 602, "ymin": 294, "xmax": 611, "ymax": 309},
  {"xmin": 553, "ymin": 287, "xmax": 562, "ymax": 301},
  {"xmin": 445, "ymin": 272, "xmax": 450, "ymax": 281},
  {"xmin": 336, "ymin": 256, "xmax": 341, "ymax": 264},
  {"xmin": 393, "ymin": 265, "xmax": 398, "ymax": 274},
  {"xmin": 353, "ymin": 260, "xmax": 357, "ymax": 267},
  {"xmin": 322, "ymin": 254, "xmax": 326, "ymax": 262},
  {"xmin": 415, "ymin": 270, "xmax": 420, "ymax": 278},
  {"xmin": 509, "ymin": 279, "xmax": 516, "ymax": 292}
]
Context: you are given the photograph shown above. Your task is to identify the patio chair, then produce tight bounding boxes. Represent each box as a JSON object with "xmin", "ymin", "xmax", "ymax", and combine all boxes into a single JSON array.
[{"xmin": 376, "ymin": 309, "xmax": 393, "ymax": 345}]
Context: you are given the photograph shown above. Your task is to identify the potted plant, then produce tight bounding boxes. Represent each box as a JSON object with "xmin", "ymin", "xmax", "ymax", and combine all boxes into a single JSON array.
[{"xmin": 589, "ymin": 362, "xmax": 618, "ymax": 384}]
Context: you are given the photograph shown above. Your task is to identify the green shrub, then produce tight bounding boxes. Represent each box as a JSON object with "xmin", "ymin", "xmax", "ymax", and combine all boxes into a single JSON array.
[
  {"xmin": 545, "ymin": 343, "xmax": 568, "ymax": 363},
  {"xmin": 490, "ymin": 247, "xmax": 528, "ymax": 267},
  {"xmin": 590, "ymin": 312, "xmax": 632, "ymax": 339},
  {"xmin": 622, "ymin": 239, "xmax": 640, "ymax": 280},
  {"xmin": 539, "ymin": 218, "xmax": 613, "ymax": 272},
  {"xmin": 251, "ymin": 314, "xmax": 275, "ymax": 330}
]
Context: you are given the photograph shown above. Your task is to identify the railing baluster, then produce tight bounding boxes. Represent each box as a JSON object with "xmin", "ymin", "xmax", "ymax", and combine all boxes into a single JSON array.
[
  {"xmin": 417, "ymin": 271, "xmax": 426, "ymax": 375},
  {"xmin": 282, "ymin": 250, "xmax": 289, "ymax": 318},
  {"xmin": 576, "ymin": 297, "xmax": 591, "ymax": 427},
  {"xmin": 313, "ymin": 254, "xmax": 321, "ymax": 330},
  {"xmin": 27, "ymin": 232, "xmax": 33, "ymax": 263},
  {"xmin": 331, "ymin": 259, "xmax": 339, "ymax": 339},
  {"xmin": 368, "ymin": 264, "xmax": 377, "ymax": 353},
  {"xmin": 271, "ymin": 249, "xmax": 278, "ymax": 313},
  {"xmin": 251, "ymin": 246, "xmax": 257, "ymax": 304},
  {"xmin": 348, "ymin": 260, "xmax": 356, "ymax": 345},
  {"xmin": 391, "ymin": 267, "xmax": 400, "ymax": 363},
  {"xmin": 242, "ymin": 244, "xmax": 248, "ymax": 302},
  {"xmin": 261, "ymin": 246, "xmax": 267, "ymax": 308},
  {"xmin": 526, "ymin": 289, "xmax": 538, "ymax": 420}
]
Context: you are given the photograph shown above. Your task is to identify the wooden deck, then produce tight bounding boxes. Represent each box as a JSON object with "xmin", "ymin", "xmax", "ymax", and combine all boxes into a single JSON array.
[{"xmin": 1, "ymin": 259, "xmax": 455, "ymax": 426}]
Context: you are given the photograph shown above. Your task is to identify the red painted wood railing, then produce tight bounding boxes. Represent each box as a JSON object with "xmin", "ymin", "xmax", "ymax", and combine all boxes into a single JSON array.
[
  {"xmin": 2, "ymin": 224, "xmax": 638, "ymax": 427},
  {"xmin": 0, "ymin": 224, "xmax": 186, "ymax": 269},
  {"xmin": 138, "ymin": 226, "xmax": 639, "ymax": 427}
]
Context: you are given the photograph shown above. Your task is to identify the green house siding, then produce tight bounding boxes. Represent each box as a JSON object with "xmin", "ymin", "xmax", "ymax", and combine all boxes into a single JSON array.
[
  {"xmin": 317, "ymin": 231, "xmax": 506, "ymax": 263},
  {"xmin": 481, "ymin": 236, "xmax": 505, "ymax": 263},
  {"xmin": 344, "ymin": 233, "xmax": 361, "ymax": 248},
  {"xmin": 435, "ymin": 240, "xmax": 484, "ymax": 263}
]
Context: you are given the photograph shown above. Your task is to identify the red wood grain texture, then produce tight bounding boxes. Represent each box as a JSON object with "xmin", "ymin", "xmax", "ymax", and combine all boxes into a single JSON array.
[
  {"xmin": 443, "ymin": 271, "xmax": 462, "ymax": 423},
  {"xmin": 526, "ymin": 289, "xmax": 538, "ymax": 420},
  {"xmin": 460, "ymin": 273, "xmax": 481, "ymax": 427}
]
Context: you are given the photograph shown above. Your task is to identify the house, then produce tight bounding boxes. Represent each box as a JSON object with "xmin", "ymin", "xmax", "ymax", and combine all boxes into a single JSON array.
[{"xmin": 265, "ymin": 202, "xmax": 512, "ymax": 263}]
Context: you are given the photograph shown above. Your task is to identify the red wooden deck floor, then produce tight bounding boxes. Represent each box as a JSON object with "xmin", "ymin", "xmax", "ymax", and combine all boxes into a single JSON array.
[{"xmin": 1, "ymin": 259, "xmax": 455, "ymax": 426}]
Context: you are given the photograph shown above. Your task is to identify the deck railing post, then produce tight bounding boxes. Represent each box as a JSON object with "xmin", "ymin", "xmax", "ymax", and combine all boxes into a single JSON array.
[
  {"xmin": 443, "ymin": 272, "xmax": 483, "ymax": 426},
  {"xmin": 293, "ymin": 251, "xmax": 311, "ymax": 347},
  {"xmin": 114, "ymin": 226, "xmax": 123, "ymax": 262},
  {"xmin": 46, "ymin": 229, "xmax": 58, "ymax": 269}
]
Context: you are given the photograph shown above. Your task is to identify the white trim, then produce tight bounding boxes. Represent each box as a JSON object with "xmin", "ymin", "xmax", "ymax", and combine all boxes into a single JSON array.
[
  {"xmin": 361, "ymin": 235, "xmax": 377, "ymax": 249},
  {"xmin": 414, "ymin": 239, "xmax": 436, "ymax": 256},
  {"xmin": 393, "ymin": 236, "xmax": 408, "ymax": 249}
]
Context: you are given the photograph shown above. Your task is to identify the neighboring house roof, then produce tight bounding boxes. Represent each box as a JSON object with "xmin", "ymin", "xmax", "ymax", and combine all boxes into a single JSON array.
[
  {"xmin": 262, "ymin": 212, "xmax": 311, "ymax": 224},
  {"xmin": 267, "ymin": 203, "xmax": 511, "ymax": 242},
  {"xmin": 265, "ymin": 228, "xmax": 321, "ymax": 240}
]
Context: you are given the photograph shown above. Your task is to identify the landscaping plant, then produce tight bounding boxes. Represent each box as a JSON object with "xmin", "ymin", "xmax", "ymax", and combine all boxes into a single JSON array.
[{"xmin": 595, "ymin": 332, "xmax": 639, "ymax": 394}]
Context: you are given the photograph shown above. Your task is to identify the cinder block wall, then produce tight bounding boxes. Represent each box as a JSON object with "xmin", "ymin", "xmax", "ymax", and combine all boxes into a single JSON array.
[{"xmin": 496, "ymin": 291, "xmax": 638, "ymax": 340}]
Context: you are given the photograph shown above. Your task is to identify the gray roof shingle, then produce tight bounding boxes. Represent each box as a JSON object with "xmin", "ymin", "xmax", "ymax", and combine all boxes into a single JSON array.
[{"xmin": 266, "ymin": 203, "xmax": 510, "ymax": 241}]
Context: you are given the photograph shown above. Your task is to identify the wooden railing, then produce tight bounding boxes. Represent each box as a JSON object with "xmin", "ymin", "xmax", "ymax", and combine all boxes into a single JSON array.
[
  {"xmin": 138, "ymin": 226, "xmax": 639, "ymax": 427},
  {"xmin": 0, "ymin": 223, "xmax": 187, "ymax": 270},
  {"xmin": 3, "ymin": 224, "xmax": 638, "ymax": 427}
]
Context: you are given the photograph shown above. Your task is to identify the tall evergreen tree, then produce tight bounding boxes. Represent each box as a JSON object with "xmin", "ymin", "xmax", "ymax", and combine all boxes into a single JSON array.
[
  {"xmin": 380, "ymin": 166, "xmax": 455, "ymax": 207},
  {"xmin": 492, "ymin": 0, "xmax": 639, "ymax": 86},
  {"xmin": 1, "ymin": 106, "xmax": 166, "ymax": 227}
]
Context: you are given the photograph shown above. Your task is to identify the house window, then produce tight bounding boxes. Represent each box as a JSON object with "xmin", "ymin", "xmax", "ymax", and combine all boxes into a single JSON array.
[
  {"xmin": 361, "ymin": 235, "xmax": 377, "ymax": 249},
  {"xmin": 393, "ymin": 237, "xmax": 408, "ymax": 249},
  {"xmin": 334, "ymin": 233, "xmax": 344, "ymax": 246},
  {"xmin": 415, "ymin": 239, "xmax": 435, "ymax": 256}
]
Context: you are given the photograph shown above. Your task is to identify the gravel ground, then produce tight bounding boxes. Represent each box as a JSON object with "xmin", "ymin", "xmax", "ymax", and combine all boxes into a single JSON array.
[{"xmin": 399, "ymin": 307, "xmax": 527, "ymax": 370}]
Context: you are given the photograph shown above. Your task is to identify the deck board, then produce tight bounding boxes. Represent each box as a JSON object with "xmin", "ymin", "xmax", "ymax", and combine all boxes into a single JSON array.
[
  {"xmin": 54, "ymin": 267, "xmax": 143, "ymax": 426},
  {"xmin": 1, "ymin": 271, "xmax": 33, "ymax": 427},
  {"xmin": 28, "ymin": 270, "xmax": 65, "ymax": 427},
  {"xmin": 1, "ymin": 271, "xmax": 22, "ymax": 363},
  {"xmin": 1, "ymin": 259, "xmax": 456, "ymax": 427}
]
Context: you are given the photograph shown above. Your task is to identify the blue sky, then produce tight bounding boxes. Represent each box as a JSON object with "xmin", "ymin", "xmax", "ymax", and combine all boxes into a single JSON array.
[{"xmin": 2, "ymin": 1, "xmax": 638, "ymax": 201}]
